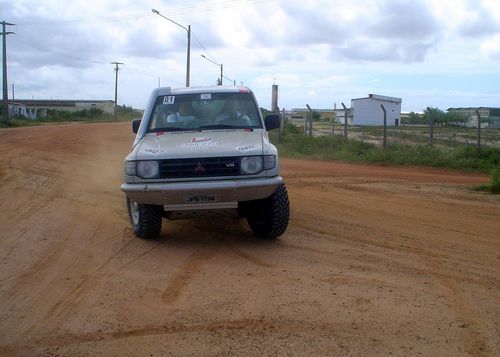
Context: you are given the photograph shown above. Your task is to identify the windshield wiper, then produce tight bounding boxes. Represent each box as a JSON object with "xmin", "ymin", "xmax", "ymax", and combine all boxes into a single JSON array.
[
  {"xmin": 149, "ymin": 127, "xmax": 197, "ymax": 132},
  {"xmin": 199, "ymin": 124, "xmax": 253, "ymax": 131}
]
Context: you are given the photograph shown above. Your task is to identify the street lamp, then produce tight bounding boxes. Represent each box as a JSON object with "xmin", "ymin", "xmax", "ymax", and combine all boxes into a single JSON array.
[
  {"xmin": 223, "ymin": 75, "xmax": 236, "ymax": 86},
  {"xmin": 201, "ymin": 54, "xmax": 223, "ymax": 85},
  {"xmin": 152, "ymin": 9, "xmax": 191, "ymax": 87}
]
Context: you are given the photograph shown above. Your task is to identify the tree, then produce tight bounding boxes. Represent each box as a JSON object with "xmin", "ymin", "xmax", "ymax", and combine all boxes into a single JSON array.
[
  {"xmin": 424, "ymin": 107, "xmax": 447, "ymax": 126},
  {"xmin": 445, "ymin": 111, "xmax": 467, "ymax": 127},
  {"xmin": 260, "ymin": 107, "xmax": 271, "ymax": 116},
  {"xmin": 406, "ymin": 111, "xmax": 425, "ymax": 125}
]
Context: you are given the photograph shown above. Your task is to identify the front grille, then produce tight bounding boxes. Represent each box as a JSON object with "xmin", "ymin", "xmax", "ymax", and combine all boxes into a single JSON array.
[{"xmin": 159, "ymin": 157, "xmax": 240, "ymax": 178}]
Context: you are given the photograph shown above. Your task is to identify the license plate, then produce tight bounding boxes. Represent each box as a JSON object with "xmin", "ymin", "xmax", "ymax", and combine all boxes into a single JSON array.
[{"xmin": 184, "ymin": 194, "xmax": 217, "ymax": 204}]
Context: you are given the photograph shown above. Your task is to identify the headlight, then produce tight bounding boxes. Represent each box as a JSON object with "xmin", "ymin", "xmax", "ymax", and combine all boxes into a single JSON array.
[
  {"xmin": 136, "ymin": 161, "xmax": 159, "ymax": 179},
  {"xmin": 263, "ymin": 155, "xmax": 276, "ymax": 170},
  {"xmin": 240, "ymin": 156, "xmax": 263, "ymax": 175}
]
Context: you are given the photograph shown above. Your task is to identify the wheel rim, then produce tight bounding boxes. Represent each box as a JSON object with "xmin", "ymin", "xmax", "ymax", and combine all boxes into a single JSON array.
[{"xmin": 130, "ymin": 200, "xmax": 140, "ymax": 225}]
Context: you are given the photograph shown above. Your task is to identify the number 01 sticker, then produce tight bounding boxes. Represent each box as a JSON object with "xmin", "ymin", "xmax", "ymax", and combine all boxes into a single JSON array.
[{"xmin": 163, "ymin": 96, "xmax": 175, "ymax": 104}]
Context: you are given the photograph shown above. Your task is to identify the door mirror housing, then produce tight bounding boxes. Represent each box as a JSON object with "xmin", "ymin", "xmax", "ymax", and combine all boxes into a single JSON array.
[
  {"xmin": 132, "ymin": 119, "xmax": 141, "ymax": 134},
  {"xmin": 264, "ymin": 114, "xmax": 280, "ymax": 131}
]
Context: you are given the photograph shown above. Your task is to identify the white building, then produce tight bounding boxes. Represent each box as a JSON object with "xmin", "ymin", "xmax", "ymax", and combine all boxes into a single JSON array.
[{"xmin": 351, "ymin": 94, "xmax": 402, "ymax": 126}]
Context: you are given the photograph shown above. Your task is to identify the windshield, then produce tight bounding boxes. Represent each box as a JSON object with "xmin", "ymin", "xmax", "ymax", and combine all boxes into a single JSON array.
[{"xmin": 147, "ymin": 92, "xmax": 262, "ymax": 132}]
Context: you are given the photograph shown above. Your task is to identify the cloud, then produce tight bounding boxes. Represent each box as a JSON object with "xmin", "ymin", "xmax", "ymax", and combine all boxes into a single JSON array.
[
  {"xmin": 480, "ymin": 34, "xmax": 500, "ymax": 59},
  {"xmin": 367, "ymin": 0, "xmax": 441, "ymax": 40},
  {"xmin": 6, "ymin": 2, "xmax": 113, "ymax": 69},
  {"xmin": 456, "ymin": 1, "xmax": 500, "ymax": 37},
  {"xmin": 334, "ymin": 39, "xmax": 436, "ymax": 63},
  {"xmin": 273, "ymin": 0, "xmax": 442, "ymax": 63},
  {"xmin": 280, "ymin": 2, "xmax": 349, "ymax": 46}
]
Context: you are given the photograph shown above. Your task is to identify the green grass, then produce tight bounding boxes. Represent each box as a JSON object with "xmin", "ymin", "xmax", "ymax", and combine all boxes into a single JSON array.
[
  {"xmin": 270, "ymin": 125, "xmax": 500, "ymax": 173},
  {"xmin": 474, "ymin": 168, "xmax": 500, "ymax": 194},
  {"xmin": 0, "ymin": 106, "xmax": 140, "ymax": 128}
]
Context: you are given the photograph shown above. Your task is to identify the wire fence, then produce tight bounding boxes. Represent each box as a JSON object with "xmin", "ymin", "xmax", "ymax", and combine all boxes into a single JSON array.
[{"xmin": 286, "ymin": 116, "xmax": 500, "ymax": 149}]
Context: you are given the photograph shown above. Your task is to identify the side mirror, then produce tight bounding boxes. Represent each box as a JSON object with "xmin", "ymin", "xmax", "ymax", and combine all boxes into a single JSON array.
[
  {"xmin": 132, "ymin": 119, "xmax": 141, "ymax": 134},
  {"xmin": 264, "ymin": 114, "xmax": 280, "ymax": 131}
]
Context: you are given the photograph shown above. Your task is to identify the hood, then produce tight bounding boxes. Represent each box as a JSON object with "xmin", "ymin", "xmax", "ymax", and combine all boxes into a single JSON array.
[{"xmin": 135, "ymin": 129, "xmax": 264, "ymax": 160}]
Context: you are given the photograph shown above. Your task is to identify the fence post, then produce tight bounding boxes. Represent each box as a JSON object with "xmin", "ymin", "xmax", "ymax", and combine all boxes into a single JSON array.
[
  {"xmin": 475, "ymin": 109, "xmax": 481, "ymax": 151},
  {"xmin": 380, "ymin": 104, "xmax": 387, "ymax": 149},
  {"xmin": 429, "ymin": 115, "xmax": 434, "ymax": 147},
  {"xmin": 279, "ymin": 107, "xmax": 284, "ymax": 143},
  {"xmin": 331, "ymin": 112, "xmax": 335, "ymax": 136},
  {"xmin": 341, "ymin": 102, "xmax": 348, "ymax": 140},
  {"xmin": 303, "ymin": 114, "xmax": 307, "ymax": 135},
  {"xmin": 306, "ymin": 104, "xmax": 313, "ymax": 137}
]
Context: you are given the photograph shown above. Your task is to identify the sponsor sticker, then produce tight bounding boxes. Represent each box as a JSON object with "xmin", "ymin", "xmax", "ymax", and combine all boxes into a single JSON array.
[
  {"xmin": 144, "ymin": 148, "xmax": 163, "ymax": 154},
  {"xmin": 200, "ymin": 93, "xmax": 212, "ymax": 100},
  {"xmin": 235, "ymin": 144, "xmax": 256, "ymax": 152},
  {"xmin": 178, "ymin": 137, "xmax": 220, "ymax": 148},
  {"xmin": 192, "ymin": 137, "xmax": 211, "ymax": 143}
]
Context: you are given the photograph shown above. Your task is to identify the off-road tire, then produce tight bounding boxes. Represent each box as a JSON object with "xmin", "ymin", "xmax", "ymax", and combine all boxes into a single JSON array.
[
  {"xmin": 127, "ymin": 198, "xmax": 163, "ymax": 239},
  {"xmin": 247, "ymin": 183, "xmax": 290, "ymax": 239}
]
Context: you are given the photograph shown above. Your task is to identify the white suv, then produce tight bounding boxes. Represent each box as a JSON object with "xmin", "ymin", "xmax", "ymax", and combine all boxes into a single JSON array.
[{"xmin": 121, "ymin": 86, "xmax": 289, "ymax": 239}]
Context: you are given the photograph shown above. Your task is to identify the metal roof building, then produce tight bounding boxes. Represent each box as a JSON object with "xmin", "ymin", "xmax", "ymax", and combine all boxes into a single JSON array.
[{"xmin": 351, "ymin": 94, "xmax": 402, "ymax": 126}]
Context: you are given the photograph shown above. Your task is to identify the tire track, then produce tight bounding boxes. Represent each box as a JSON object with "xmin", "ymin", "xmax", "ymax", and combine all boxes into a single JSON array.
[
  {"xmin": 427, "ymin": 258, "xmax": 494, "ymax": 357},
  {"xmin": 2, "ymin": 318, "xmax": 341, "ymax": 353},
  {"xmin": 162, "ymin": 248, "xmax": 215, "ymax": 305},
  {"xmin": 228, "ymin": 245, "xmax": 276, "ymax": 268}
]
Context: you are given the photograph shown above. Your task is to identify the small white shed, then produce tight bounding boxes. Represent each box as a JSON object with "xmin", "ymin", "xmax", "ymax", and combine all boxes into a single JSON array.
[{"xmin": 351, "ymin": 94, "xmax": 402, "ymax": 126}]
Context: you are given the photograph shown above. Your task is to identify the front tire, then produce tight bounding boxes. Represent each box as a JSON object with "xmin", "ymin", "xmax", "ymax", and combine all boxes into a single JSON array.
[
  {"xmin": 127, "ymin": 198, "xmax": 163, "ymax": 239},
  {"xmin": 246, "ymin": 183, "xmax": 290, "ymax": 239}
]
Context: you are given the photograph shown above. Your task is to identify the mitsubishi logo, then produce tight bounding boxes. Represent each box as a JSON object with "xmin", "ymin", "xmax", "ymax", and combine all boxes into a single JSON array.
[{"xmin": 193, "ymin": 162, "xmax": 205, "ymax": 173}]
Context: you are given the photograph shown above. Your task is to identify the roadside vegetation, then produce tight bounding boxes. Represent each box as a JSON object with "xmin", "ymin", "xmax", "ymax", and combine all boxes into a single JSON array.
[
  {"xmin": 0, "ymin": 105, "xmax": 141, "ymax": 128},
  {"xmin": 270, "ymin": 121, "xmax": 500, "ymax": 177},
  {"xmin": 474, "ymin": 168, "xmax": 500, "ymax": 194}
]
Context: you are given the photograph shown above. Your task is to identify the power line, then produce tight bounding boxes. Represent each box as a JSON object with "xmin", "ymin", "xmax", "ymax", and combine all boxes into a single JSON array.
[
  {"xmin": 14, "ymin": 33, "xmax": 107, "ymax": 64},
  {"xmin": 156, "ymin": 0, "xmax": 276, "ymax": 16},
  {"xmin": 15, "ymin": 12, "xmax": 154, "ymax": 27},
  {"xmin": 13, "ymin": 0, "xmax": 276, "ymax": 27}
]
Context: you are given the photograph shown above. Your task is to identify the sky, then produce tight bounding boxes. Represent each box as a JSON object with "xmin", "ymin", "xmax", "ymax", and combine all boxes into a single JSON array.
[{"xmin": 2, "ymin": 0, "xmax": 500, "ymax": 112}]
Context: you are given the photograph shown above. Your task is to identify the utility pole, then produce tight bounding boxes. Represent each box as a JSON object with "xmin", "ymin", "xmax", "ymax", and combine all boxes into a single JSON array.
[
  {"xmin": 2, "ymin": 21, "xmax": 15, "ymax": 122},
  {"xmin": 110, "ymin": 61, "xmax": 124, "ymax": 121}
]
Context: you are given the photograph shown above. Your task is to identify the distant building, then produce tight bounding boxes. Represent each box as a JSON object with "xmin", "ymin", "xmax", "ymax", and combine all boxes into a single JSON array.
[
  {"xmin": 447, "ymin": 107, "xmax": 500, "ymax": 129},
  {"xmin": 8, "ymin": 99, "xmax": 115, "ymax": 119},
  {"xmin": 332, "ymin": 108, "xmax": 352, "ymax": 125},
  {"xmin": 290, "ymin": 108, "xmax": 336, "ymax": 121},
  {"xmin": 351, "ymin": 94, "xmax": 402, "ymax": 126}
]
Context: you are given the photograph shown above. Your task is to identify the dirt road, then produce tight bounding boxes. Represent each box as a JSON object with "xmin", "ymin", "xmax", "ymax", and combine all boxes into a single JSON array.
[{"xmin": 0, "ymin": 123, "xmax": 498, "ymax": 356}]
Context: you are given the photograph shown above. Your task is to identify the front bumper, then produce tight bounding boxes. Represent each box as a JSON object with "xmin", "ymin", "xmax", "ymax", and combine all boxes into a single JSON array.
[{"xmin": 121, "ymin": 176, "xmax": 283, "ymax": 207}]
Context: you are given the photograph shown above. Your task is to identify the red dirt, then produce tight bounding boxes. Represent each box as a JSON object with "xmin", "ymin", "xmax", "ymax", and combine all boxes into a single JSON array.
[{"xmin": 0, "ymin": 123, "xmax": 498, "ymax": 356}]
